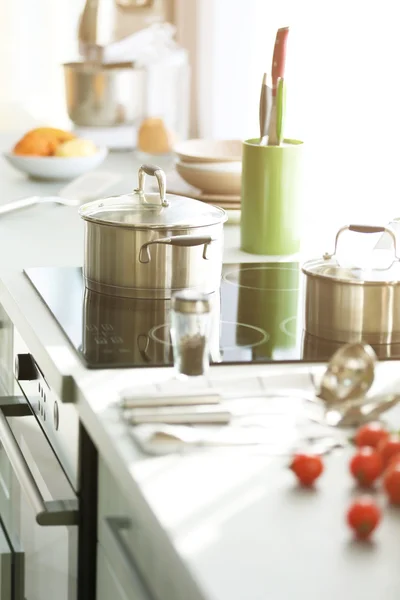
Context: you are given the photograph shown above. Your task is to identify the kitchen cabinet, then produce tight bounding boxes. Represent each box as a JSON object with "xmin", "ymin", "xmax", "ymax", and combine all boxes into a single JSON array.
[
  {"xmin": 0, "ymin": 525, "xmax": 12, "ymax": 599},
  {"xmin": 97, "ymin": 545, "xmax": 147, "ymax": 600},
  {"xmin": 97, "ymin": 458, "xmax": 152, "ymax": 600}
]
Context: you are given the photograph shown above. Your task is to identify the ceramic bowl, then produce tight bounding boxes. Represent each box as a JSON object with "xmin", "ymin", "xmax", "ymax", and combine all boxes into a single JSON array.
[
  {"xmin": 3, "ymin": 147, "xmax": 108, "ymax": 181},
  {"xmin": 176, "ymin": 160, "xmax": 242, "ymax": 195},
  {"xmin": 174, "ymin": 139, "xmax": 242, "ymax": 163}
]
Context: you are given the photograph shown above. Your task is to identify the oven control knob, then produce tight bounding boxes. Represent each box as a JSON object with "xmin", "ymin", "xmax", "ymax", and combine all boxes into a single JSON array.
[{"xmin": 15, "ymin": 354, "xmax": 38, "ymax": 381}]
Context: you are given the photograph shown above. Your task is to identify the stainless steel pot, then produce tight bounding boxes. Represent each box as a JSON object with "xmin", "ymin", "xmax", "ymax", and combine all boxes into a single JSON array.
[
  {"xmin": 64, "ymin": 62, "xmax": 145, "ymax": 127},
  {"xmin": 79, "ymin": 164, "xmax": 227, "ymax": 299},
  {"xmin": 302, "ymin": 331, "xmax": 400, "ymax": 362},
  {"xmin": 81, "ymin": 288, "xmax": 172, "ymax": 366},
  {"xmin": 302, "ymin": 224, "xmax": 400, "ymax": 344}
]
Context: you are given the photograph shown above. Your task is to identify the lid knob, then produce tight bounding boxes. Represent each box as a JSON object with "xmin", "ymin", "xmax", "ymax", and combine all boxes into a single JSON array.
[{"xmin": 136, "ymin": 164, "xmax": 169, "ymax": 208}]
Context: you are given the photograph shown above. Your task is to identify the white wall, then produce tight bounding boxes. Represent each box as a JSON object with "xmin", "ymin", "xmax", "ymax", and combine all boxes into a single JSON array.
[{"xmin": 0, "ymin": 0, "xmax": 82, "ymax": 129}]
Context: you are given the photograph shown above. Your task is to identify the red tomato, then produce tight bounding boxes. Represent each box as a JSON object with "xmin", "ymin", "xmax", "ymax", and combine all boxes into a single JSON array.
[
  {"xmin": 377, "ymin": 435, "xmax": 400, "ymax": 467},
  {"xmin": 347, "ymin": 497, "xmax": 381, "ymax": 539},
  {"xmin": 349, "ymin": 447, "xmax": 383, "ymax": 486},
  {"xmin": 387, "ymin": 454, "xmax": 400, "ymax": 470},
  {"xmin": 383, "ymin": 464, "xmax": 400, "ymax": 504},
  {"xmin": 289, "ymin": 453, "xmax": 324, "ymax": 486},
  {"xmin": 355, "ymin": 423, "xmax": 389, "ymax": 449}
]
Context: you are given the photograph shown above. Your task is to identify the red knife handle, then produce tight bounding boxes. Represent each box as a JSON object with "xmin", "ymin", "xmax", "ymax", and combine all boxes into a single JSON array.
[{"xmin": 271, "ymin": 26, "xmax": 289, "ymax": 95}]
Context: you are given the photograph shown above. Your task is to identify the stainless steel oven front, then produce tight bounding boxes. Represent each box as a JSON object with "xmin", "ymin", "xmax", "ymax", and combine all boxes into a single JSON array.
[{"xmin": 0, "ymin": 304, "xmax": 83, "ymax": 600}]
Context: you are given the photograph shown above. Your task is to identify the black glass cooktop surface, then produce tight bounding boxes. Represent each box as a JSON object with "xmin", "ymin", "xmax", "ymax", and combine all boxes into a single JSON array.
[{"xmin": 24, "ymin": 263, "xmax": 400, "ymax": 369}]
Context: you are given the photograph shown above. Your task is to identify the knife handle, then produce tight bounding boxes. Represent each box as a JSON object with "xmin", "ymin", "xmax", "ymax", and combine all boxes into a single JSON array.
[{"xmin": 271, "ymin": 26, "xmax": 289, "ymax": 96}]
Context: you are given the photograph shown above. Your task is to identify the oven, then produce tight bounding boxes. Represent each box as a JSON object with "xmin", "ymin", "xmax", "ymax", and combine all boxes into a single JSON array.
[{"xmin": 0, "ymin": 304, "xmax": 97, "ymax": 600}]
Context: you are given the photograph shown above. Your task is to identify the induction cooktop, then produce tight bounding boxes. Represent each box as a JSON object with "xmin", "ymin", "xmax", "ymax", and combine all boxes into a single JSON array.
[{"xmin": 24, "ymin": 263, "xmax": 400, "ymax": 369}]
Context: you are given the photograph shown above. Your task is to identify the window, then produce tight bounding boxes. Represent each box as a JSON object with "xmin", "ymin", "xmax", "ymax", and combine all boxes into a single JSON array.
[{"xmin": 190, "ymin": 0, "xmax": 400, "ymax": 249}]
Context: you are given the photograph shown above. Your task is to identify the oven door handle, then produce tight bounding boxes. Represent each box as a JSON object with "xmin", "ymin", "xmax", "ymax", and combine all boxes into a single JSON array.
[{"xmin": 0, "ymin": 410, "xmax": 78, "ymax": 526}]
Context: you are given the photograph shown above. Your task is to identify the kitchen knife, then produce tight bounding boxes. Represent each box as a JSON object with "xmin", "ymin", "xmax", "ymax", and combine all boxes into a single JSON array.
[
  {"xmin": 268, "ymin": 26, "xmax": 290, "ymax": 146},
  {"xmin": 259, "ymin": 73, "xmax": 273, "ymax": 145},
  {"xmin": 276, "ymin": 77, "xmax": 286, "ymax": 146}
]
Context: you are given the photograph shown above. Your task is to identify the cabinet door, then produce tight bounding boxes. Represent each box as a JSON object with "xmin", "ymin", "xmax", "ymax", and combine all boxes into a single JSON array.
[
  {"xmin": 97, "ymin": 545, "xmax": 149, "ymax": 600},
  {"xmin": 0, "ymin": 522, "xmax": 12, "ymax": 600}
]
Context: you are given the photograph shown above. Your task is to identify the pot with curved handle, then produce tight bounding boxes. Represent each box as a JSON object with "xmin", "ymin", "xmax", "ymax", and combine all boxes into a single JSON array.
[
  {"xmin": 79, "ymin": 164, "xmax": 227, "ymax": 298},
  {"xmin": 302, "ymin": 224, "xmax": 400, "ymax": 343}
]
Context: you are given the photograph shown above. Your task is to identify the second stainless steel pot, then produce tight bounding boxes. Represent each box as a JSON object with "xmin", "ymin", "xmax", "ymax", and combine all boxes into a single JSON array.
[
  {"xmin": 302, "ymin": 224, "xmax": 400, "ymax": 344},
  {"xmin": 79, "ymin": 165, "xmax": 227, "ymax": 299}
]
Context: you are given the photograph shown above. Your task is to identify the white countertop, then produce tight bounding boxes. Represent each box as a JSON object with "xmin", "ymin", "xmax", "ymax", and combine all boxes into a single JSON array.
[{"xmin": 2, "ymin": 137, "xmax": 400, "ymax": 600}]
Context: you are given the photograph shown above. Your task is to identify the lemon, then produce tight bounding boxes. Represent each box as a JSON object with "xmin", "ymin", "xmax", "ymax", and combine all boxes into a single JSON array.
[{"xmin": 55, "ymin": 139, "xmax": 97, "ymax": 157}]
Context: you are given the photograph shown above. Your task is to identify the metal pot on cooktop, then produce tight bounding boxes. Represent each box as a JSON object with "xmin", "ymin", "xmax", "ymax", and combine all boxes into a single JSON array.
[
  {"xmin": 302, "ymin": 331, "xmax": 400, "ymax": 362},
  {"xmin": 81, "ymin": 287, "xmax": 221, "ymax": 367},
  {"xmin": 78, "ymin": 164, "xmax": 227, "ymax": 299},
  {"xmin": 302, "ymin": 224, "xmax": 400, "ymax": 344}
]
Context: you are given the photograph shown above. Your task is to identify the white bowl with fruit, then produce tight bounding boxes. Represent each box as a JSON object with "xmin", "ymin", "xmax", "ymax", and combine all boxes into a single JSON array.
[{"xmin": 4, "ymin": 127, "xmax": 108, "ymax": 180}]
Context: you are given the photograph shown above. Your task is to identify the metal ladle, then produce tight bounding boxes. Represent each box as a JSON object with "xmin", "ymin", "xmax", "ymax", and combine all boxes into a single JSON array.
[
  {"xmin": 315, "ymin": 342, "xmax": 377, "ymax": 406},
  {"xmin": 328, "ymin": 393, "xmax": 400, "ymax": 427}
]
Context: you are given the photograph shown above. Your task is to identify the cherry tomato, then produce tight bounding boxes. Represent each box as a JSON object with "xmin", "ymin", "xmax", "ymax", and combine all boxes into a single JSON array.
[
  {"xmin": 289, "ymin": 453, "xmax": 324, "ymax": 486},
  {"xmin": 347, "ymin": 497, "xmax": 381, "ymax": 539},
  {"xmin": 349, "ymin": 447, "xmax": 383, "ymax": 486},
  {"xmin": 383, "ymin": 464, "xmax": 400, "ymax": 504},
  {"xmin": 377, "ymin": 435, "xmax": 400, "ymax": 467},
  {"xmin": 387, "ymin": 454, "xmax": 400, "ymax": 470},
  {"xmin": 355, "ymin": 423, "xmax": 389, "ymax": 449}
]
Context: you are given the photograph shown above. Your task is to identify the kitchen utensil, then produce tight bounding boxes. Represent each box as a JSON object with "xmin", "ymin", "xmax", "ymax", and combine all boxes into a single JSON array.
[
  {"xmin": 268, "ymin": 27, "xmax": 290, "ymax": 146},
  {"xmin": 259, "ymin": 73, "xmax": 273, "ymax": 145},
  {"xmin": 174, "ymin": 139, "xmax": 242, "ymax": 163},
  {"xmin": 302, "ymin": 224, "xmax": 400, "ymax": 343},
  {"xmin": 64, "ymin": 62, "xmax": 146, "ymax": 127},
  {"xmin": 128, "ymin": 405, "xmax": 232, "ymax": 425},
  {"xmin": 333, "ymin": 394, "xmax": 400, "ymax": 427},
  {"xmin": 170, "ymin": 290, "xmax": 212, "ymax": 378},
  {"xmin": 79, "ymin": 164, "xmax": 227, "ymax": 299},
  {"xmin": 120, "ymin": 391, "xmax": 221, "ymax": 409},
  {"xmin": 133, "ymin": 424, "xmax": 344, "ymax": 455},
  {"xmin": 3, "ymin": 147, "xmax": 108, "ymax": 181},
  {"xmin": 317, "ymin": 343, "xmax": 377, "ymax": 406},
  {"xmin": 0, "ymin": 196, "xmax": 78, "ymax": 216},
  {"xmin": 0, "ymin": 171, "xmax": 121, "ymax": 216},
  {"xmin": 240, "ymin": 138, "xmax": 303, "ymax": 255},
  {"xmin": 276, "ymin": 77, "xmax": 286, "ymax": 146},
  {"xmin": 175, "ymin": 160, "xmax": 242, "ymax": 196}
]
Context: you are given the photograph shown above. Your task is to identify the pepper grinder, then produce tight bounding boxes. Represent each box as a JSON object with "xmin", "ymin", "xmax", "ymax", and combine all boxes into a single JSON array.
[{"xmin": 170, "ymin": 290, "xmax": 212, "ymax": 378}]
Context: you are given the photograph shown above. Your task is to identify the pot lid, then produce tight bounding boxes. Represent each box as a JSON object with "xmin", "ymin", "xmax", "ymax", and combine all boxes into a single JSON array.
[
  {"xmin": 302, "ymin": 224, "xmax": 400, "ymax": 284},
  {"xmin": 78, "ymin": 164, "xmax": 227, "ymax": 229},
  {"xmin": 302, "ymin": 257, "xmax": 400, "ymax": 284}
]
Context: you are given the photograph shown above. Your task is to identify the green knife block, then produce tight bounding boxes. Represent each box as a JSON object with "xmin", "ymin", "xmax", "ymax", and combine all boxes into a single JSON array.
[{"xmin": 240, "ymin": 138, "xmax": 304, "ymax": 255}]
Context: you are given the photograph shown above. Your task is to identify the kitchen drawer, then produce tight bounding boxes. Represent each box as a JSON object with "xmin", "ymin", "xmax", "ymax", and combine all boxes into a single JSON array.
[
  {"xmin": 97, "ymin": 544, "xmax": 149, "ymax": 600},
  {"xmin": 98, "ymin": 458, "xmax": 204, "ymax": 600}
]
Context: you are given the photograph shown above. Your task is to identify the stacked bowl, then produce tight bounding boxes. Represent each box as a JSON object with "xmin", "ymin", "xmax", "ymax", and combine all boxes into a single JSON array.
[{"xmin": 173, "ymin": 139, "xmax": 242, "ymax": 217}]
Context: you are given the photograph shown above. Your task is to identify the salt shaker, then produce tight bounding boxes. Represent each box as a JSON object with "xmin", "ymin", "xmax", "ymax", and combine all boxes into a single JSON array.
[{"xmin": 170, "ymin": 290, "xmax": 212, "ymax": 378}]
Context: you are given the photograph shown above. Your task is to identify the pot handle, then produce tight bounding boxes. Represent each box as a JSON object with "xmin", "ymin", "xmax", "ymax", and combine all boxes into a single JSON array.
[
  {"xmin": 139, "ymin": 235, "xmax": 215, "ymax": 264},
  {"xmin": 324, "ymin": 224, "xmax": 400, "ymax": 261},
  {"xmin": 136, "ymin": 164, "xmax": 169, "ymax": 208}
]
